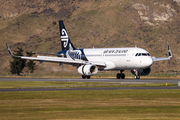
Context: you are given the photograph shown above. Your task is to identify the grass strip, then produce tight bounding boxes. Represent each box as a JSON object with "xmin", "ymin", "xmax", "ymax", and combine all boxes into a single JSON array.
[
  {"xmin": 0, "ymin": 90, "xmax": 180, "ymax": 120},
  {"xmin": 0, "ymin": 81, "xmax": 178, "ymax": 89}
]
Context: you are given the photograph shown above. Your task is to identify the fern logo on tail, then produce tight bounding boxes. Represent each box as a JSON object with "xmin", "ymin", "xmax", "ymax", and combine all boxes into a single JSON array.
[
  {"xmin": 59, "ymin": 20, "xmax": 76, "ymax": 51},
  {"xmin": 61, "ymin": 29, "xmax": 68, "ymax": 48}
]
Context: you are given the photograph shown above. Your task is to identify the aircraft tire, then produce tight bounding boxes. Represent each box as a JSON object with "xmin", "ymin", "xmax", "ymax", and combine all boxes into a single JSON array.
[
  {"xmin": 121, "ymin": 73, "xmax": 125, "ymax": 79},
  {"xmin": 135, "ymin": 76, "xmax": 140, "ymax": 79},
  {"xmin": 82, "ymin": 75, "xmax": 86, "ymax": 79},
  {"xmin": 116, "ymin": 73, "xmax": 121, "ymax": 79},
  {"xmin": 82, "ymin": 75, "xmax": 91, "ymax": 79}
]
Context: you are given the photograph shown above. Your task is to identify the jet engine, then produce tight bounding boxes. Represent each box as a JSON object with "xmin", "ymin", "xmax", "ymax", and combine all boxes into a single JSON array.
[
  {"xmin": 131, "ymin": 67, "xmax": 151, "ymax": 76},
  {"xmin": 78, "ymin": 64, "xmax": 98, "ymax": 76}
]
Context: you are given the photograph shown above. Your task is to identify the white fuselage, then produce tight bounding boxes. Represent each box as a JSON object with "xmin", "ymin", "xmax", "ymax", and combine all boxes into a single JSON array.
[{"xmin": 83, "ymin": 47, "xmax": 153, "ymax": 70}]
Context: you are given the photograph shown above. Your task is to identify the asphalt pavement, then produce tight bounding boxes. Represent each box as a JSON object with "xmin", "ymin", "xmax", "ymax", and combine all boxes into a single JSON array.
[{"xmin": 0, "ymin": 78, "xmax": 180, "ymax": 92}]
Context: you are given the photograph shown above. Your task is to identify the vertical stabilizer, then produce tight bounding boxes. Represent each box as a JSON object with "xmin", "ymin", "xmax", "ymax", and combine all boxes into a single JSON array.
[{"xmin": 59, "ymin": 20, "xmax": 76, "ymax": 51}]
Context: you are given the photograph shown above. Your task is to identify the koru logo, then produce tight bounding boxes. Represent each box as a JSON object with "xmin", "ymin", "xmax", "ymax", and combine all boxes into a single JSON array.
[
  {"xmin": 61, "ymin": 29, "xmax": 68, "ymax": 48},
  {"xmin": 68, "ymin": 50, "xmax": 82, "ymax": 59}
]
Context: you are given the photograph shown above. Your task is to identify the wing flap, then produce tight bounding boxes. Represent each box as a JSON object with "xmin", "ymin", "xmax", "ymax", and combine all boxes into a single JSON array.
[
  {"xmin": 152, "ymin": 57, "xmax": 171, "ymax": 62},
  {"xmin": 21, "ymin": 56, "xmax": 84, "ymax": 63},
  {"xmin": 20, "ymin": 56, "xmax": 106, "ymax": 66},
  {"xmin": 22, "ymin": 56, "xmax": 106, "ymax": 66}
]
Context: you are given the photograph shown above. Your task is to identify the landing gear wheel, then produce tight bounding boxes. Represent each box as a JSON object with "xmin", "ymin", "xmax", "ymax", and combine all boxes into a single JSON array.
[
  {"xmin": 116, "ymin": 72, "xmax": 125, "ymax": 79},
  {"xmin": 121, "ymin": 73, "xmax": 125, "ymax": 79},
  {"xmin": 82, "ymin": 75, "xmax": 86, "ymax": 79},
  {"xmin": 135, "ymin": 76, "xmax": 140, "ymax": 79},
  {"xmin": 116, "ymin": 73, "xmax": 121, "ymax": 79},
  {"xmin": 82, "ymin": 75, "xmax": 91, "ymax": 79}
]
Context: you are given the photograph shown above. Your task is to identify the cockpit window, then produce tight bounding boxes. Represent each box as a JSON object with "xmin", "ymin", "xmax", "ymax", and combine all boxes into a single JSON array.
[
  {"xmin": 142, "ymin": 53, "xmax": 147, "ymax": 56},
  {"xmin": 135, "ymin": 53, "xmax": 150, "ymax": 56}
]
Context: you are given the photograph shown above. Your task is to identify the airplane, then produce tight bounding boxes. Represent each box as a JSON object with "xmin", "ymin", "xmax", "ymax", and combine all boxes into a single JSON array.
[{"xmin": 6, "ymin": 20, "xmax": 172, "ymax": 79}]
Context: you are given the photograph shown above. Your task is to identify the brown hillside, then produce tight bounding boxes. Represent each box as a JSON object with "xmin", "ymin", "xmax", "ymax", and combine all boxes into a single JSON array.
[{"xmin": 0, "ymin": 0, "xmax": 180, "ymax": 75}]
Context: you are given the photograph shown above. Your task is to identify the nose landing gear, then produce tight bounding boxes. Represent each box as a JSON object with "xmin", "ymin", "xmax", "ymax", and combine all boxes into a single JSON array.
[
  {"xmin": 116, "ymin": 70, "xmax": 125, "ymax": 79},
  {"xmin": 134, "ymin": 69, "xmax": 140, "ymax": 79},
  {"xmin": 135, "ymin": 75, "xmax": 140, "ymax": 79}
]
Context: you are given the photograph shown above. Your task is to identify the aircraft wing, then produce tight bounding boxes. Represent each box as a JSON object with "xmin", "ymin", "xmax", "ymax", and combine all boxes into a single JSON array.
[
  {"xmin": 32, "ymin": 52, "xmax": 62, "ymax": 56},
  {"xmin": 6, "ymin": 44, "xmax": 106, "ymax": 67},
  {"xmin": 152, "ymin": 46, "xmax": 172, "ymax": 62}
]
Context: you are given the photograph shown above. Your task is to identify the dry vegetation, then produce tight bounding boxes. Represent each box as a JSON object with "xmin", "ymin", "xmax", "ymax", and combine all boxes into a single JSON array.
[{"xmin": 1, "ymin": 0, "xmax": 180, "ymax": 76}]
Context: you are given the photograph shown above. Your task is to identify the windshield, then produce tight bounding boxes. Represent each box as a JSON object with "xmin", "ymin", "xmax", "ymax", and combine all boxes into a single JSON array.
[{"xmin": 135, "ymin": 53, "xmax": 150, "ymax": 56}]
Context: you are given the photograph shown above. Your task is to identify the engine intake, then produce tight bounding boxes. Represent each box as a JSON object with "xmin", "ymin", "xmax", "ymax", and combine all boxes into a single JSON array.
[
  {"xmin": 131, "ymin": 67, "xmax": 151, "ymax": 76},
  {"xmin": 78, "ymin": 64, "xmax": 98, "ymax": 76}
]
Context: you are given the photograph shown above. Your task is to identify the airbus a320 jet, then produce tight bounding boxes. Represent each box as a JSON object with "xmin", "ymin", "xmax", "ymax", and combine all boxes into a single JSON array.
[{"xmin": 6, "ymin": 20, "xmax": 172, "ymax": 79}]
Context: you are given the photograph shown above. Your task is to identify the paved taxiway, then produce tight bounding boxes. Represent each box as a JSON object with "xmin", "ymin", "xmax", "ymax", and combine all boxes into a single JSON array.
[
  {"xmin": 0, "ymin": 78, "xmax": 180, "ymax": 92},
  {"xmin": 0, "ymin": 78, "xmax": 180, "ymax": 83},
  {"xmin": 1, "ymin": 86, "xmax": 180, "ymax": 92}
]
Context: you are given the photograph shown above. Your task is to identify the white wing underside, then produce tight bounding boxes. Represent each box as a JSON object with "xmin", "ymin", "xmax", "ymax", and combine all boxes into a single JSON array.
[
  {"xmin": 152, "ymin": 46, "xmax": 172, "ymax": 62},
  {"xmin": 15, "ymin": 55, "xmax": 106, "ymax": 67},
  {"xmin": 152, "ymin": 57, "xmax": 171, "ymax": 62},
  {"xmin": 6, "ymin": 44, "xmax": 105, "ymax": 66},
  {"xmin": 6, "ymin": 44, "xmax": 172, "ymax": 66}
]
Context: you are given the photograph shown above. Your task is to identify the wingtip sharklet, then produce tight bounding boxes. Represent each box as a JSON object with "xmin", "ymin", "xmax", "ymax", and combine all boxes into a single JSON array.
[
  {"xmin": 168, "ymin": 46, "xmax": 172, "ymax": 58},
  {"xmin": 6, "ymin": 43, "xmax": 14, "ymax": 57}
]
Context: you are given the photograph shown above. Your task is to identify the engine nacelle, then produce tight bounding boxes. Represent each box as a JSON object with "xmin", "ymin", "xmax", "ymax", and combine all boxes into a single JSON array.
[
  {"xmin": 131, "ymin": 67, "xmax": 151, "ymax": 76},
  {"xmin": 78, "ymin": 64, "xmax": 98, "ymax": 76}
]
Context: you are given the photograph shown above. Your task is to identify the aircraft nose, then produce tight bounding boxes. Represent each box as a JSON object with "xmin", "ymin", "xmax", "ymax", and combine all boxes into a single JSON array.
[{"xmin": 145, "ymin": 57, "xmax": 153, "ymax": 66}]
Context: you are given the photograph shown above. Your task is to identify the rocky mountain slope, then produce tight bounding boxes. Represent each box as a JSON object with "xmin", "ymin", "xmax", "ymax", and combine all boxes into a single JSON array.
[{"xmin": 1, "ymin": 0, "xmax": 180, "ymax": 75}]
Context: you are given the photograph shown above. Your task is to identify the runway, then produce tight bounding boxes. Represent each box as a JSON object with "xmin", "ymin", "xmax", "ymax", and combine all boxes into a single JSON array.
[
  {"xmin": 0, "ymin": 86, "xmax": 180, "ymax": 92},
  {"xmin": 0, "ymin": 78, "xmax": 180, "ymax": 92},
  {"xmin": 0, "ymin": 78, "xmax": 180, "ymax": 83}
]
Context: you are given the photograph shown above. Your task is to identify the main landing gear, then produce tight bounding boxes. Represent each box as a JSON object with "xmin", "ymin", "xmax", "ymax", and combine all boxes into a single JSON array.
[
  {"xmin": 82, "ymin": 75, "xmax": 91, "ymax": 79},
  {"xmin": 116, "ymin": 70, "xmax": 125, "ymax": 79}
]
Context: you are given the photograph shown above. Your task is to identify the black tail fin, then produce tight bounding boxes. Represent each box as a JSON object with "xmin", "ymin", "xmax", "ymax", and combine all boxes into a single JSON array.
[{"xmin": 59, "ymin": 20, "xmax": 76, "ymax": 51}]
